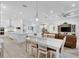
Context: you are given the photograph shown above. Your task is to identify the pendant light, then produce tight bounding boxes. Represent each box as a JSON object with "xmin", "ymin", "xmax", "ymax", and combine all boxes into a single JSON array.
[{"xmin": 35, "ymin": 1, "xmax": 39, "ymax": 22}]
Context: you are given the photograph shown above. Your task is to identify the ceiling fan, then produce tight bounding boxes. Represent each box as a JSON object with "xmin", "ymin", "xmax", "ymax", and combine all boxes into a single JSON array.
[
  {"xmin": 59, "ymin": 8, "xmax": 79, "ymax": 18},
  {"xmin": 22, "ymin": 4, "xmax": 27, "ymax": 8}
]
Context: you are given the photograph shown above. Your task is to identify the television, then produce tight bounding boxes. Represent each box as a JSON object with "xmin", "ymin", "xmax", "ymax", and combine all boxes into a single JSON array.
[
  {"xmin": 61, "ymin": 27, "xmax": 71, "ymax": 32},
  {"xmin": 16, "ymin": 27, "xmax": 21, "ymax": 29}
]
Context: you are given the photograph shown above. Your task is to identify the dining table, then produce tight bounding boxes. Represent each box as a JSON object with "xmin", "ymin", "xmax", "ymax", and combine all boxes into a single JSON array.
[{"xmin": 26, "ymin": 35, "xmax": 63, "ymax": 58}]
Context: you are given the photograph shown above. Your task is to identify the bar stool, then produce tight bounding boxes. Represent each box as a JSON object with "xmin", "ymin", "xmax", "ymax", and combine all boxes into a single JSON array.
[
  {"xmin": 30, "ymin": 36, "xmax": 38, "ymax": 57},
  {"xmin": 0, "ymin": 39, "xmax": 4, "ymax": 58},
  {"xmin": 25, "ymin": 36, "xmax": 31, "ymax": 54}
]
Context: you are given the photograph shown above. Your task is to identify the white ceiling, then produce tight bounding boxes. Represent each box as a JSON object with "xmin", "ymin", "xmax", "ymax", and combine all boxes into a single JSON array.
[{"xmin": 0, "ymin": 1, "xmax": 79, "ymax": 24}]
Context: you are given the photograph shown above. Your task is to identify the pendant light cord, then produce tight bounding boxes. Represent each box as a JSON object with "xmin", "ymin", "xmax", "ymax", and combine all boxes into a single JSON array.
[{"xmin": 36, "ymin": 1, "xmax": 38, "ymax": 18}]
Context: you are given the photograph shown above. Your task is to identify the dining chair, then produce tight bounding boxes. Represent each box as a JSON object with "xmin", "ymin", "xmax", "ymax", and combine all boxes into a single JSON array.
[
  {"xmin": 48, "ymin": 36, "xmax": 66, "ymax": 58},
  {"xmin": 30, "ymin": 36, "xmax": 38, "ymax": 57},
  {"xmin": 37, "ymin": 37, "xmax": 48, "ymax": 58}
]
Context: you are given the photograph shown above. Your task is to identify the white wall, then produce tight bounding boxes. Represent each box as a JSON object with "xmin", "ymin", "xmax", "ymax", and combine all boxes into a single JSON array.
[
  {"xmin": 23, "ymin": 16, "xmax": 79, "ymax": 40},
  {"xmin": 1, "ymin": 18, "xmax": 23, "ymax": 32},
  {"xmin": 1, "ymin": 14, "xmax": 79, "ymax": 39}
]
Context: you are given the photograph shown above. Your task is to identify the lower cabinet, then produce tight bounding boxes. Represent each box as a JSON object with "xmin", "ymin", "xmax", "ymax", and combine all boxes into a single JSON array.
[
  {"xmin": 65, "ymin": 35, "xmax": 77, "ymax": 48},
  {"xmin": 55, "ymin": 34, "xmax": 77, "ymax": 48}
]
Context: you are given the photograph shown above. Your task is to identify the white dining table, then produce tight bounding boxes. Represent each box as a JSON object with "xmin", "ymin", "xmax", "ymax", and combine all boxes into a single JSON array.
[
  {"xmin": 26, "ymin": 36, "xmax": 63, "ymax": 58},
  {"xmin": 47, "ymin": 38, "xmax": 63, "ymax": 57},
  {"xmin": 37, "ymin": 37, "xmax": 63, "ymax": 58}
]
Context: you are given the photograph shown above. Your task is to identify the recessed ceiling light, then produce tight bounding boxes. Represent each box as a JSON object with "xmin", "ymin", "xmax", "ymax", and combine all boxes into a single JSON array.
[
  {"xmin": 3, "ymin": 6, "xmax": 6, "ymax": 9},
  {"xmin": 1, "ymin": 4, "xmax": 6, "ymax": 9},
  {"xmin": 35, "ymin": 17, "xmax": 39, "ymax": 22},
  {"xmin": 19, "ymin": 12, "xmax": 23, "ymax": 14},
  {"xmin": 50, "ymin": 10, "xmax": 54, "ymax": 14},
  {"xmin": 0, "ymin": 11, "xmax": 3, "ymax": 14},
  {"xmin": 72, "ymin": 4, "xmax": 76, "ymax": 7}
]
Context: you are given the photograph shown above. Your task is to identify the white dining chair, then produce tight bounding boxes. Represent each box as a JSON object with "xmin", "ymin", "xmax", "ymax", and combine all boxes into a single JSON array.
[
  {"xmin": 48, "ymin": 36, "xmax": 66, "ymax": 58},
  {"xmin": 30, "ymin": 36, "xmax": 38, "ymax": 57},
  {"xmin": 37, "ymin": 37, "xmax": 48, "ymax": 58}
]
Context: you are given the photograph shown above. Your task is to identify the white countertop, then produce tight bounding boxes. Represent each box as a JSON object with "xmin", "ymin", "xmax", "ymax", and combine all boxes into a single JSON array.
[{"xmin": 0, "ymin": 38, "xmax": 4, "ymax": 48}]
